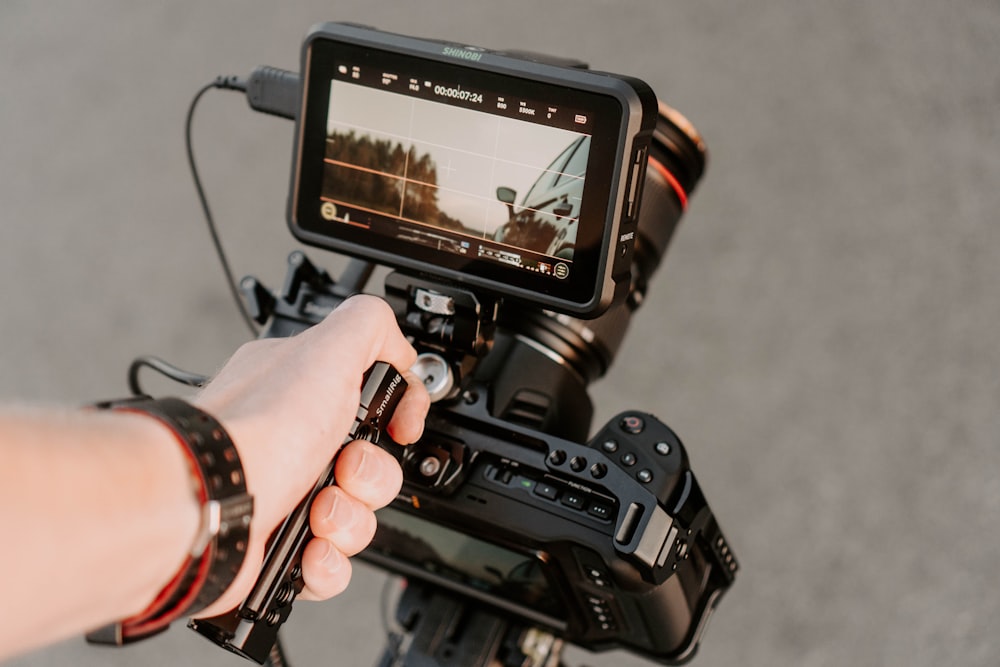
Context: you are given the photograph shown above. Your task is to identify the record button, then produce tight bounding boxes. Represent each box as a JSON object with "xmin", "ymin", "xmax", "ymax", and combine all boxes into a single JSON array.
[{"xmin": 620, "ymin": 415, "xmax": 645, "ymax": 434}]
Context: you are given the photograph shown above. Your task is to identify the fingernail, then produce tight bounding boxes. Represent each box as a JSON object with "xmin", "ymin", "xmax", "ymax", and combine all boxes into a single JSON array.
[
  {"xmin": 327, "ymin": 491, "xmax": 356, "ymax": 529},
  {"xmin": 318, "ymin": 492, "xmax": 336, "ymax": 523},
  {"xmin": 319, "ymin": 540, "xmax": 343, "ymax": 575},
  {"xmin": 352, "ymin": 448, "xmax": 379, "ymax": 483}
]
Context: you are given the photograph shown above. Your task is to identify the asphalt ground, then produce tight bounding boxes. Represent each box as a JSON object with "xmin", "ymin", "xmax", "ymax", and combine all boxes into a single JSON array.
[{"xmin": 1, "ymin": 2, "xmax": 998, "ymax": 666}]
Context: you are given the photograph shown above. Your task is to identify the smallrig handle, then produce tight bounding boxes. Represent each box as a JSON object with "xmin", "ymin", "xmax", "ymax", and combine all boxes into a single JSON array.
[{"xmin": 189, "ymin": 362, "xmax": 407, "ymax": 663}]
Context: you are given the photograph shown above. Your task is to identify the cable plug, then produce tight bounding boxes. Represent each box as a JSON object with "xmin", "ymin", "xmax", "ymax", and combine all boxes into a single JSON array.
[
  {"xmin": 213, "ymin": 74, "xmax": 248, "ymax": 92},
  {"xmin": 245, "ymin": 66, "xmax": 300, "ymax": 120}
]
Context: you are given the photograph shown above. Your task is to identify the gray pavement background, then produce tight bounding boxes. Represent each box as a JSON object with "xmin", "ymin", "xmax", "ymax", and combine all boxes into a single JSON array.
[{"xmin": 1, "ymin": 2, "xmax": 998, "ymax": 666}]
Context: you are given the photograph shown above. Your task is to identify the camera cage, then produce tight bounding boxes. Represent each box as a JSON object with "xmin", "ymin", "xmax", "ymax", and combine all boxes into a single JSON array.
[
  {"xmin": 178, "ymin": 22, "xmax": 734, "ymax": 667},
  {"xmin": 236, "ymin": 251, "xmax": 737, "ymax": 665}
]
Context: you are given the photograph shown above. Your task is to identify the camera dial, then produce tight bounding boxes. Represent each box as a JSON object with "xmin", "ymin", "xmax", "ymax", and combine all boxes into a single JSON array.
[{"xmin": 411, "ymin": 352, "xmax": 455, "ymax": 403}]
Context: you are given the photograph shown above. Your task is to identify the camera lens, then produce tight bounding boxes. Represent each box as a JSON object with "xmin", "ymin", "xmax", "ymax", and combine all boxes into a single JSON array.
[
  {"xmin": 502, "ymin": 103, "xmax": 707, "ymax": 385},
  {"xmin": 636, "ymin": 102, "xmax": 707, "ymax": 284},
  {"xmin": 653, "ymin": 102, "xmax": 707, "ymax": 203}
]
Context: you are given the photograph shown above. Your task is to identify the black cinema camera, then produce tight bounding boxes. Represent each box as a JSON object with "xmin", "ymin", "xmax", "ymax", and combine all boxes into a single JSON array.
[{"xmin": 191, "ymin": 22, "xmax": 737, "ymax": 667}]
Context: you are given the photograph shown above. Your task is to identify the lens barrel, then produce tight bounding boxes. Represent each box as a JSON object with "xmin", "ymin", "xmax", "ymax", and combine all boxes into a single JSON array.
[{"xmin": 501, "ymin": 103, "xmax": 708, "ymax": 386}]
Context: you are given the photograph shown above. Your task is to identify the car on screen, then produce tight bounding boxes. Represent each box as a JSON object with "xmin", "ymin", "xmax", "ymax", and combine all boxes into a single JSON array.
[{"xmin": 493, "ymin": 135, "xmax": 589, "ymax": 259}]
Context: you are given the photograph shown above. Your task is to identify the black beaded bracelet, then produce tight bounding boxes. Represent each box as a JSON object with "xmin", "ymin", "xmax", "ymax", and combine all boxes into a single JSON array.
[{"xmin": 86, "ymin": 397, "xmax": 254, "ymax": 645}]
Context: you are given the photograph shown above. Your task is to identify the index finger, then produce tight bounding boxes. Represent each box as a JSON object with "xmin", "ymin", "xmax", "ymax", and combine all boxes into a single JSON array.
[
  {"xmin": 312, "ymin": 296, "xmax": 429, "ymax": 444},
  {"xmin": 305, "ymin": 295, "xmax": 418, "ymax": 378}
]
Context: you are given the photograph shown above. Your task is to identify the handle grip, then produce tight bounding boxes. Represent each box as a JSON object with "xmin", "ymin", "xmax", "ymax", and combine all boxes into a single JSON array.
[{"xmin": 189, "ymin": 362, "xmax": 407, "ymax": 663}]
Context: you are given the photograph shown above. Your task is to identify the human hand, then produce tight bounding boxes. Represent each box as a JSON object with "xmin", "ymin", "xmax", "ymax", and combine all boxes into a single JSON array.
[{"xmin": 190, "ymin": 295, "xmax": 430, "ymax": 617}]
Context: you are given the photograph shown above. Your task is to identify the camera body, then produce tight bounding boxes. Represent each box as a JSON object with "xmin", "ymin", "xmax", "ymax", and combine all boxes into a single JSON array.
[
  {"xmin": 193, "ymin": 22, "xmax": 735, "ymax": 665},
  {"xmin": 253, "ymin": 249, "xmax": 736, "ymax": 664},
  {"xmin": 373, "ymin": 408, "xmax": 735, "ymax": 664}
]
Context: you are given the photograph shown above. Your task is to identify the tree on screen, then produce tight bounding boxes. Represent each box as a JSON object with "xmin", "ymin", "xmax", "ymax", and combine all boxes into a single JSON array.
[{"xmin": 323, "ymin": 131, "xmax": 464, "ymax": 232}]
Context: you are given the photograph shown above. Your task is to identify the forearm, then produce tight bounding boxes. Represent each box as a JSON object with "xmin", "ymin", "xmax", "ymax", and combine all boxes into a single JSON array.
[
  {"xmin": 0, "ymin": 406, "xmax": 199, "ymax": 660},
  {"xmin": 0, "ymin": 297, "xmax": 430, "ymax": 662}
]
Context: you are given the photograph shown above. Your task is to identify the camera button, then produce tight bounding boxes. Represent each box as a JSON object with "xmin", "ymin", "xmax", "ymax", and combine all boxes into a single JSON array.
[
  {"xmin": 585, "ymin": 567, "xmax": 610, "ymax": 587},
  {"xmin": 621, "ymin": 453, "xmax": 637, "ymax": 467},
  {"xmin": 601, "ymin": 439, "xmax": 619, "ymax": 453},
  {"xmin": 561, "ymin": 491, "xmax": 586, "ymax": 510},
  {"xmin": 655, "ymin": 441, "xmax": 671, "ymax": 456},
  {"xmin": 637, "ymin": 469, "xmax": 653, "ymax": 484},
  {"xmin": 620, "ymin": 415, "xmax": 645, "ymax": 434},
  {"xmin": 586, "ymin": 596, "xmax": 618, "ymax": 631},
  {"xmin": 588, "ymin": 502, "xmax": 612, "ymax": 520},
  {"xmin": 491, "ymin": 467, "xmax": 514, "ymax": 484},
  {"xmin": 626, "ymin": 148, "xmax": 646, "ymax": 218},
  {"xmin": 534, "ymin": 482, "xmax": 559, "ymax": 500}
]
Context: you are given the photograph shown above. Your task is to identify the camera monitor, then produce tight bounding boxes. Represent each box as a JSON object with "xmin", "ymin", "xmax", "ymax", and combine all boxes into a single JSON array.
[{"xmin": 288, "ymin": 23, "xmax": 657, "ymax": 317}]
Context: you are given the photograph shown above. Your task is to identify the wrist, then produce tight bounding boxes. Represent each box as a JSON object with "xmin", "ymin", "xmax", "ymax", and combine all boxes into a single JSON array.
[
  {"xmin": 86, "ymin": 398, "xmax": 253, "ymax": 645},
  {"xmin": 115, "ymin": 409, "xmax": 203, "ymax": 597}
]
